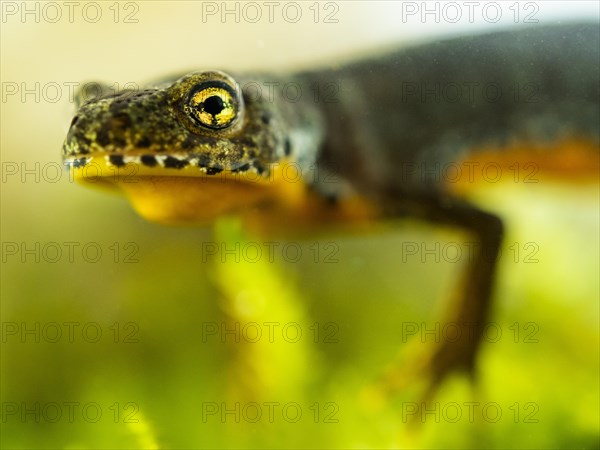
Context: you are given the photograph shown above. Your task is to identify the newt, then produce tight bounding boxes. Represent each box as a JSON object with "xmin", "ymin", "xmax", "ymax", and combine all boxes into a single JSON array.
[{"xmin": 62, "ymin": 23, "xmax": 599, "ymax": 402}]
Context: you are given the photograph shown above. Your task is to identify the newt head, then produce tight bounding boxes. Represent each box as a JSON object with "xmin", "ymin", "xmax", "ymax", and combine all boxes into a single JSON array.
[{"xmin": 62, "ymin": 71, "xmax": 309, "ymax": 224}]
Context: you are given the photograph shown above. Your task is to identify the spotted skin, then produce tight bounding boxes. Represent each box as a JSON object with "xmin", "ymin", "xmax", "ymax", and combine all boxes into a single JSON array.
[{"xmin": 63, "ymin": 71, "xmax": 323, "ymax": 178}]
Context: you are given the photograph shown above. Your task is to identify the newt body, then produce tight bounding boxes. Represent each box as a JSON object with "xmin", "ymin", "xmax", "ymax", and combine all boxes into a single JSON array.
[{"xmin": 62, "ymin": 23, "xmax": 600, "ymax": 397}]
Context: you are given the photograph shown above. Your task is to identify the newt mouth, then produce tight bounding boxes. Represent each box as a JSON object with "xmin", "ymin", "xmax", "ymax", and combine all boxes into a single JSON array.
[
  {"xmin": 65, "ymin": 151, "xmax": 303, "ymax": 224},
  {"xmin": 63, "ymin": 150, "xmax": 265, "ymax": 177}
]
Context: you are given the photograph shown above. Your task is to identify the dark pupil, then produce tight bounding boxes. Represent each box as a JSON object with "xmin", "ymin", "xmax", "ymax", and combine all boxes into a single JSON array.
[{"xmin": 203, "ymin": 95, "xmax": 225, "ymax": 116}]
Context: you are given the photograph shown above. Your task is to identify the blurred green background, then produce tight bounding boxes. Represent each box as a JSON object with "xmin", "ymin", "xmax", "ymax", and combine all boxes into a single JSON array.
[{"xmin": 1, "ymin": 1, "xmax": 598, "ymax": 448}]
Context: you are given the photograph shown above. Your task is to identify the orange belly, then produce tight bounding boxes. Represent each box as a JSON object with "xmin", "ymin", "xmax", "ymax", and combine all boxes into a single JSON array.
[{"xmin": 446, "ymin": 137, "xmax": 599, "ymax": 196}]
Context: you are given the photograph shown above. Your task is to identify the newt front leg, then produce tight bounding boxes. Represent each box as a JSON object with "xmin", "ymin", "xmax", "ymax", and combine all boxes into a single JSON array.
[{"xmin": 370, "ymin": 191, "xmax": 504, "ymax": 407}]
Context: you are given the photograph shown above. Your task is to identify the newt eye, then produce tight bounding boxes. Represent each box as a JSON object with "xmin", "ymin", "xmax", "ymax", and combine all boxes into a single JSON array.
[{"xmin": 186, "ymin": 81, "xmax": 239, "ymax": 130}]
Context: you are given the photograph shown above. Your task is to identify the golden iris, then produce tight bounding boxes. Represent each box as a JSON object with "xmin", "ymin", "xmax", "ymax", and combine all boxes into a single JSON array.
[{"xmin": 189, "ymin": 85, "xmax": 237, "ymax": 129}]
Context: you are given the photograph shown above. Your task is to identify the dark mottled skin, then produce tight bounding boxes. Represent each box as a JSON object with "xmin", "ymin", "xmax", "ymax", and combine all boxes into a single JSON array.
[{"xmin": 304, "ymin": 23, "xmax": 599, "ymax": 200}]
